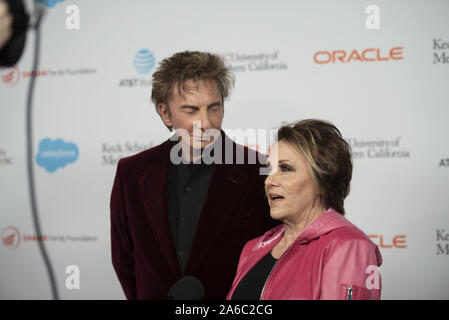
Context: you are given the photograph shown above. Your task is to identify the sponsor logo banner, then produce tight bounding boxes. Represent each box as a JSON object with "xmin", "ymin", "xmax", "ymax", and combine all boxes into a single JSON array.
[
  {"xmin": 36, "ymin": 0, "xmax": 65, "ymax": 8},
  {"xmin": 368, "ymin": 234, "xmax": 407, "ymax": 249},
  {"xmin": 346, "ymin": 137, "xmax": 410, "ymax": 159},
  {"xmin": 118, "ymin": 49, "xmax": 155, "ymax": 88},
  {"xmin": 36, "ymin": 138, "xmax": 79, "ymax": 173},
  {"xmin": 220, "ymin": 51, "xmax": 288, "ymax": 72},
  {"xmin": 0, "ymin": 148, "xmax": 13, "ymax": 165},
  {"xmin": 0, "ymin": 66, "xmax": 97, "ymax": 87},
  {"xmin": 433, "ymin": 38, "xmax": 449, "ymax": 64},
  {"xmin": 437, "ymin": 229, "xmax": 449, "ymax": 255},
  {"xmin": 313, "ymin": 46, "xmax": 404, "ymax": 64},
  {"xmin": 101, "ymin": 141, "xmax": 154, "ymax": 165},
  {"xmin": 1, "ymin": 225, "xmax": 98, "ymax": 250}
]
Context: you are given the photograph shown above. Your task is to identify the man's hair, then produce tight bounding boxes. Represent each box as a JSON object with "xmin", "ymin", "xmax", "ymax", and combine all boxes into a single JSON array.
[
  {"xmin": 151, "ymin": 51, "xmax": 235, "ymax": 130},
  {"xmin": 277, "ymin": 119, "xmax": 353, "ymax": 215}
]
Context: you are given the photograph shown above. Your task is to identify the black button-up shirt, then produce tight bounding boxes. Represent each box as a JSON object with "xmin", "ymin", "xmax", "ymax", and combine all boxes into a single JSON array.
[{"xmin": 167, "ymin": 155, "xmax": 214, "ymax": 274}]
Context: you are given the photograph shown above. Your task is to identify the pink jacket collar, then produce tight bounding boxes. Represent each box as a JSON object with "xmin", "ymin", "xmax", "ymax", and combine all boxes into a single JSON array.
[{"xmin": 257, "ymin": 208, "xmax": 357, "ymax": 249}]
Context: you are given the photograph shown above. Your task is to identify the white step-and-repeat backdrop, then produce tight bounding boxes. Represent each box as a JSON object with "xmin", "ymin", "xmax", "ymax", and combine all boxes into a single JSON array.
[{"xmin": 1, "ymin": 0, "xmax": 448, "ymax": 299}]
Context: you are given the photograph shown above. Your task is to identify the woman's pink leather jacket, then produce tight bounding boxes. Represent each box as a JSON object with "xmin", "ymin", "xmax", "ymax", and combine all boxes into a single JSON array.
[{"xmin": 227, "ymin": 209, "xmax": 383, "ymax": 300}]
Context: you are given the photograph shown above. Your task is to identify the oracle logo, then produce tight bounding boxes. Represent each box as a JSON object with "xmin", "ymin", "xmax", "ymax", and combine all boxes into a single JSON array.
[
  {"xmin": 1, "ymin": 226, "xmax": 21, "ymax": 249},
  {"xmin": 313, "ymin": 47, "xmax": 404, "ymax": 64},
  {"xmin": 368, "ymin": 234, "xmax": 407, "ymax": 248},
  {"xmin": 0, "ymin": 66, "xmax": 20, "ymax": 87}
]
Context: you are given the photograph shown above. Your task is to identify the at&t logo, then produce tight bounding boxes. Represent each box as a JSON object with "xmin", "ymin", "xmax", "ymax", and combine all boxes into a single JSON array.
[
  {"xmin": 118, "ymin": 49, "xmax": 155, "ymax": 87},
  {"xmin": 133, "ymin": 49, "xmax": 156, "ymax": 74}
]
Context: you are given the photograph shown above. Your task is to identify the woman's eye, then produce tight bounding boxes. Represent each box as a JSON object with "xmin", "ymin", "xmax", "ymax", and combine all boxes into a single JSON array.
[{"xmin": 280, "ymin": 165, "xmax": 291, "ymax": 172}]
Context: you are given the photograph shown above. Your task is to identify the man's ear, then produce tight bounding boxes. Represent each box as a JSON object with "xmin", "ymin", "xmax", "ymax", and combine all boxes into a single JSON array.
[{"xmin": 157, "ymin": 103, "xmax": 172, "ymax": 128}]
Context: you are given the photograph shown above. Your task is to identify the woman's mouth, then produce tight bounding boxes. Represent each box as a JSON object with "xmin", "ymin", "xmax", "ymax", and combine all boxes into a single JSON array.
[{"xmin": 268, "ymin": 193, "xmax": 284, "ymax": 203}]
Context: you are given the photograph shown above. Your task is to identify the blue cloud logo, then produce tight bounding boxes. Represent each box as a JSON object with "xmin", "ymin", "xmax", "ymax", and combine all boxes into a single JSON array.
[
  {"xmin": 133, "ymin": 49, "xmax": 156, "ymax": 74},
  {"xmin": 36, "ymin": 138, "xmax": 79, "ymax": 173},
  {"xmin": 36, "ymin": 0, "xmax": 65, "ymax": 8}
]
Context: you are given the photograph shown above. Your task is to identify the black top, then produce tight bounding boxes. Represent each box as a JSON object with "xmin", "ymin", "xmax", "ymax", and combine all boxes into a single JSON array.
[
  {"xmin": 231, "ymin": 252, "xmax": 278, "ymax": 300},
  {"xmin": 167, "ymin": 149, "xmax": 214, "ymax": 274}
]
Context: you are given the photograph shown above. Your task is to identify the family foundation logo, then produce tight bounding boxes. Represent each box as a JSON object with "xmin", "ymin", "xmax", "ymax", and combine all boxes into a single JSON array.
[
  {"xmin": 1, "ymin": 226, "xmax": 98, "ymax": 250},
  {"xmin": 346, "ymin": 137, "xmax": 410, "ymax": 159},
  {"xmin": 0, "ymin": 66, "xmax": 20, "ymax": 87},
  {"xmin": 220, "ymin": 51, "xmax": 288, "ymax": 73},
  {"xmin": 0, "ymin": 66, "xmax": 96, "ymax": 87},
  {"xmin": 102, "ymin": 141, "xmax": 154, "ymax": 166},
  {"xmin": 313, "ymin": 46, "xmax": 404, "ymax": 64},
  {"xmin": 433, "ymin": 38, "xmax": 449, "ymax": 64},
  {"xmin": 1, "ymin": 226, "xmax": 21, "ymax": 249},
  {"xmin": 0, "ymin": 148, "xmax": 13, "ymax": 165},
  {"xmin": 118, "ymin": 49, "xmax": 155, "ymax": 88},
  {"xmin": 36, "ymin": 138, "xmax": 79, "ymax": 173}
]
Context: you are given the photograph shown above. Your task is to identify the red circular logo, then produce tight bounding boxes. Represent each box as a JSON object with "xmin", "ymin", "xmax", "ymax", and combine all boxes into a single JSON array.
[
  {"xmin": 1, "ymin": 226, "xmax": 21, "ymax": 249},
  {"xmin": 0, "ymin": 66, "xmax": 21, "ymax": 87}
]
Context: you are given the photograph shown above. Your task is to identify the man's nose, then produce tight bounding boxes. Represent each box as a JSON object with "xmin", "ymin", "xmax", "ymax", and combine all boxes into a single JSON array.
[{"xmin": 197, "ymin": 109, "xmax": 212, "ymax": 130}]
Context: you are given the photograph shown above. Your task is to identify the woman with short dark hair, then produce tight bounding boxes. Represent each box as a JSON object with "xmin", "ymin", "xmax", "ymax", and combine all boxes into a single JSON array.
[{"xmin": 227, "ymin": 119, "xmax": 383, "ymax": 300}]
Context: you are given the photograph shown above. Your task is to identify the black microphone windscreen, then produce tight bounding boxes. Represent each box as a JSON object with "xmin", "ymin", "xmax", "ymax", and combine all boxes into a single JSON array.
[{"xmin": 168, "ymin": 276, "xmax": 205, "ymax": 300}]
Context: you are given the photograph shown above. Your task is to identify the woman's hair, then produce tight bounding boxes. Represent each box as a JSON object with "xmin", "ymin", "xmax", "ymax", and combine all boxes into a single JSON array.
[
  {"xmin": 277, "ymin": 119, "xmax": 352, "ymax": 215},
  {"xmin": 151, "ymin": 51, "xmax": 235, "ymax": 130}
]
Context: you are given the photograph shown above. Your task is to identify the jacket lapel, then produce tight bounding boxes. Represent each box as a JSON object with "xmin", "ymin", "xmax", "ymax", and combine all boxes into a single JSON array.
[
  {"xmin": 184, "ymin": 131, "xmax": 249, "ymax": 274},
  {"xmin": 138, "ymin": 139, "xmax": 181, "ymax": 283}
]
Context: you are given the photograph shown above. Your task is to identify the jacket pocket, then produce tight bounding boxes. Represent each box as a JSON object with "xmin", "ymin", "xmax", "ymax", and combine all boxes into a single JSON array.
[{"xmin": 338, "ymin": 284, "xmax": 374, "ymax": 300}]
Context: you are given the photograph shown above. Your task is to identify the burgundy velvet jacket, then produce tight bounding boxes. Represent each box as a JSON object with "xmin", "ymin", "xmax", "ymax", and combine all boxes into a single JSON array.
[{"xmin": 110, "ymin": 131, "xmax": 277, "ymax": 299}]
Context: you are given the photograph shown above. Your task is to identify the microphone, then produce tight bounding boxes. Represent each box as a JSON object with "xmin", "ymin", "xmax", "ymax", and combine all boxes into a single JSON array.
[
  {"xmin": 168, "ymin": 276, "xmax": 205, "ymax": 300},
  {"xmin": 0, "ymin": 0, "xmax": 29, "ymax": 67}
]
